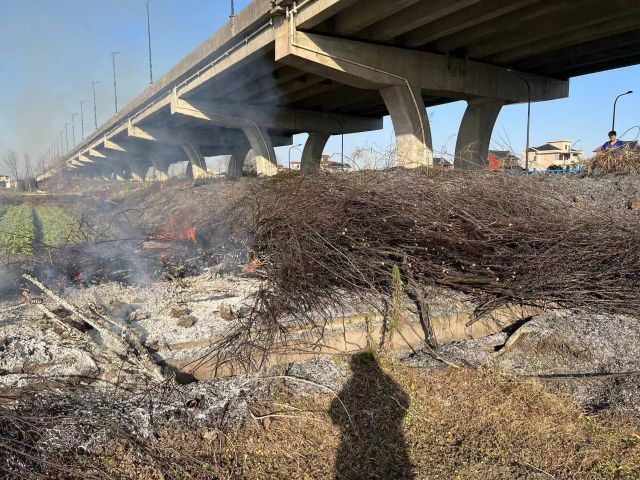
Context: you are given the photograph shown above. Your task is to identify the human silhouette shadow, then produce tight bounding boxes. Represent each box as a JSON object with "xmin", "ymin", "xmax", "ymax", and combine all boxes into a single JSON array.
[{"xmin": 330, "ymin": 352, "xmax": 414, "ymax": 479}]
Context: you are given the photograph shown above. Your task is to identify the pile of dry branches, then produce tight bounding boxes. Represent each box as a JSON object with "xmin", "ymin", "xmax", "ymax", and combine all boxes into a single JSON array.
[
  {"xmin": 586, "ymin": 147, "xmax": 640, "ymax": 173},
  {"xmin": 197, "ymin": 169, "xmax": 637, "ymax": 361}
]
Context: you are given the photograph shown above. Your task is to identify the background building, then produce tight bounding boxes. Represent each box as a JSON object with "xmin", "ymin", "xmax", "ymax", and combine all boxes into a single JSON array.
[
  {"xmin": 525, "ymin": 140, "xmax": 582, "ymax": 171},
  {"xmin": 488, "ymin": 151, "xmax": 521, "ymax": 171}
]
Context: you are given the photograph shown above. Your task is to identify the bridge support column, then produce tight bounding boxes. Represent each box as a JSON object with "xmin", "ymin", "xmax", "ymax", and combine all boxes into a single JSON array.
[
  {"xmin": 182, "ymin": 143, "xmax": 208, "ymax": 179},
  {"xmin": 227, "ymin": 147, "xmax": 249, "ymax": 178},
  {"xmin": 454, "ymin": 98, "xmax": 504, "ymax": 170},
  {"xmin": 380, "ymin": 85, "xmax": 433, "ymax": 168},
  {"xmin": 129, "ymin": 161, "xmax": 150, "ymax": 182},
  {"xmin": 150, "ymin": 157, "xmax": 171, "ymax": 182},
  {"xmin": 301, "ymin": 132, "xmax": 330, "ymax": 174},
  {"xmin": 242, "ymin": 127, "xmax": 278, "ymax": 176}
]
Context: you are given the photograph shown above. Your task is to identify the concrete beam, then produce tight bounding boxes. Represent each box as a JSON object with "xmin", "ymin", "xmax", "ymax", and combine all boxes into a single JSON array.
[
  {"xmin": 104, "ymin": 137, "xmax": 127, "ymax": 152},
  {"xmin": 380, "ymin": 85, "xmax": 433, "ymax": 168},
  {"xmin": 88, "ymin": 149, "xmax": 107, "ymax": 159},
  {"xmin": 171, "ymin": 90, "xmax": 382, "ymax": 134},
  {"xmin": 354, "ymin": 0, "xmax": 481, "ymax": 42},
  {"xmin": 275, "ymin": 30, "xmax": 568, "ymax": 103},
  {"xmin": 320, "ymin": 0, "xmax": 420, "ymax": 36},
  {"xmin": 301, "ymin": 132, "xmax": 330, "ymax": 174},
  {"xmin": 454, "ymin": 98, "xmax": 504, "ymax": 170},
  {"xmin": 468, "ymin": 0, "xmax": 637, "ymax": 61},
  {"xmin": 486, "ymin": 10, "xmax": 640, "ymax": 65},
  {"xmin": 408, "ymin": 0, "xmax": 543, "ymax": 50}
]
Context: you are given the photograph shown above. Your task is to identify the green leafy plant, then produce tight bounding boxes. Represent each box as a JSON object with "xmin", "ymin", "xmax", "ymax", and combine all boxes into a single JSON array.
[
  {"xmin": 0, "ymin": 205, "xmax": 35, "ymax": 254},
  {"xmin": 36, "ymin": 206, "xmax": 81, "ymax": 248}
]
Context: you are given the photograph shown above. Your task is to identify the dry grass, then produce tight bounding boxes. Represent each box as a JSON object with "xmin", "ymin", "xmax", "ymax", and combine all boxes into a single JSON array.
[
  {"xmin": 27, "ymin": 357, "xmax": 639, "ymax": 480},
  {"xmin": 586, "ymin": 148, "xmax": 640, "ymax": 174}
]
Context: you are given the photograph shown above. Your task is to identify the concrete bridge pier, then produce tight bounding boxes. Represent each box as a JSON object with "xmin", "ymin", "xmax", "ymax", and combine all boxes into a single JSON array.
[
  {"xmin": 150, "ymin": 156, "xmax": 171, "ymax": 182},
  {"xmin": 301, "ymin": 132, "xmax": 330, "ymax": 174},
  {"xmin": 128, "ymin": 161, "xmax": 150, "ymax": 182},
  {"xmin": 241, "ymin": 126, "xmax": 278, "ymax": 176},
  {"xmin": 380, "ymin": 85, "xmax": 432, "ymax": 168},
  {"xmin": 276, "ymin": 27, "xmax": 568, "ymax": 170},
  {"xmin": 455, "ymin": 98, "xmax": 505, "ymax": 170},
  {"xmin": 227, "ymin": 146, "xmax": 249, "ymax": 178},
  {"xmin": 182, "ymin": 143, "xmax": 208, "ymax": 179}
]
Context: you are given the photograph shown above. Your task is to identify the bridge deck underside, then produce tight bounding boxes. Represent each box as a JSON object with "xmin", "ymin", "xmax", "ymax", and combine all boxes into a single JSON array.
[
  {"xmin": 60, "ymin": 0, "xmax": 640, "ymax": 174},
  {"xmin": 181, "ymin": 0, "xmax": 640, "ymax": 119}
]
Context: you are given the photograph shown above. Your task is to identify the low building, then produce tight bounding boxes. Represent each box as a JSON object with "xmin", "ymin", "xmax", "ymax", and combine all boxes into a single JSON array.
[
  {"xmin": 433, "ymin": 157, "xmax": 453, "ymax": 170},
  {"xmin": 488, "ymin": 151, "xmax": 521, "ymax": 171},
  {"xmin": 0, "ymin": 175, "xmax": 13, "ymax": 188},
  {"xmin": 290, "ymin": 155, "xmax": 352, "ymax": 172},
  {"xmin": 525, "ymin": 140, "xmax": 582, "ymax": 171}
]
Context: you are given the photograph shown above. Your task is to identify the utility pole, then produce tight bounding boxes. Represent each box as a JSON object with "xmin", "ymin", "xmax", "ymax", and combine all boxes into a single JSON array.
[
  {"xmin": 112, "ymin": 51, "xmax": 121, "ymax": 113},
  {"xmin": 60, "ymin": 131, "xmax": 64, "ymax": 156},
  {"xmin": 507, "ymin": 68, "xmax": 531, "ymax": 172},
  {"xmin": 64, "ymin": 124, "xmax": 69, "ymax": 153},
  {"xmin": 80, "ymin": 100, "xmax": 85, "ymax": 140},
  {"xmin": 145, "ymin": 0, "xmax": 153, "ymax": 84},
  {"xmin": 92, "ymin": 81, "xmax": 101, "ymax": 130},
  {"xmin": 71, "ymin": 113, "xmax": 79, "ymax": 146}
]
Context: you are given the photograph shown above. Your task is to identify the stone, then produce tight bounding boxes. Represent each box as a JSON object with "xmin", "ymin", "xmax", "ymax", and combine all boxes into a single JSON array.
[
  {"xmin": 626, "ymin": 198, "xmax": 640, "ymax": 210},
  {"xmin": 170, "ymin": 306, "xmax": 191, "ymax": 318},
  {"xmin": 219, "ymin": 304, "xmax": 234, "ymax": 321},
  {"xmin": 177, "ymin": 315, "xmax": 197, "ymax": 328}
]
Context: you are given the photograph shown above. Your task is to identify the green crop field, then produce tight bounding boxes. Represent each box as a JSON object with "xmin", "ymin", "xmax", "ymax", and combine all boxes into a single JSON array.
[
  {"xmin": 0, "ymin": 205, "xmax": 36, "ymax": 254},
  {"xmin": 36, "ymin": 206, "xmax": 82, "ymax": 248}
]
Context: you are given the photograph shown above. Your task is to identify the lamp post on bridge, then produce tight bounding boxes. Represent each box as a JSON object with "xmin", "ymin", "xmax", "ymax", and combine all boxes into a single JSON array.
[
  {"xmin": 71, "ymin": 113, "xmax": 79, "ymax": 147},
  {"xmin": 145, "ymin": 0, "xmax": 153, "ymax": 85},
  {"xmin": 507, "ymin": 68, "xmax": 531, "ymax": 172},
  {"xmin": 612, "ymin": 90, "xmax": 633, "ymax": 132},
  {"xmin": 112, "ymin": 51, "xmax": 121, "ymax": 114},
  {"xmin": 80, "ymin": 100, "xmax": 86, "ymax": 140},
  {"xmin": 92, "ymin": 81, "xmax": 101, "ymax": 131}
]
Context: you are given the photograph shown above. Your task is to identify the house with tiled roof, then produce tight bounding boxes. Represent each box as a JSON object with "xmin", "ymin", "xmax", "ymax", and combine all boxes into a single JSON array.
[{"xmin": 526, "ymin": 140, "xmax": 582, "ymax": 171}]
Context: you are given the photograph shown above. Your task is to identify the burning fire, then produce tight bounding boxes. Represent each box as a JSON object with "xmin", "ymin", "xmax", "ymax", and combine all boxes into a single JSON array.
[{"xmin": 153, "ymin": 217, "xmax": 198, "ymax": 244}]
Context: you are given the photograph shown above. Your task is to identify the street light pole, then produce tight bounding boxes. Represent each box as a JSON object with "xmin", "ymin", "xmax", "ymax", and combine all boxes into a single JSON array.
[
  {"xmin": 507, "ymin": 68, "xmax": 531, "ymax": 171},
  {"xmin": 112, "ymin": 51, "xmax": 121, "ymax": 114},
  {"xmin": 71, "ymin": 113, "xmax": 79, "ymax": 147},
  {"xmin": 145, "ymin": 0, "xmax": 153, "ymax": 84},
  {"xmin": 80, "ymin": 100, "xmax": 85, "ymax": 140},
  {"xmin": 92, "ymin": 81, "xmax": 101, "ymax": 130},
  {"xmin": 288, "ymin": 143, "xmax": 302, "ymax": 170},
  {"xmin": 612, "ymin": 90, "xmax": 633, "ymax": 132}
]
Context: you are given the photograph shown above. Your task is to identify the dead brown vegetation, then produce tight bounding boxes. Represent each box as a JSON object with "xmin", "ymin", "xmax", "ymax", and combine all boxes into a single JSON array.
[
  {"xmin": 586, "ymin": 147, "xmax": 640, "ymax": 174},
  {"xmin": 3, "ymin": 360, "xmax": 638, "ymax": 479},
  {"xmin": 180, "ymin": 169, "xmax": 640, "ymax": 372}
]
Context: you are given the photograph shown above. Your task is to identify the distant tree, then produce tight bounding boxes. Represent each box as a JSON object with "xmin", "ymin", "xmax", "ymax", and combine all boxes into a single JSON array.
[
  {"xmin": 2, "ymin": 149, "xmax": 19, "ymax": 185},
  {"xmin": 23, "ymin": 153, "xmax": 33, "ymax": 191}
]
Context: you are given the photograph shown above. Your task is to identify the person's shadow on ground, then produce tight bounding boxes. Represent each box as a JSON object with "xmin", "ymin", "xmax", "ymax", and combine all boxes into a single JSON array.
[{"xmin": 330, "ymin": 351, "xmax": 414, "ymax": 479}]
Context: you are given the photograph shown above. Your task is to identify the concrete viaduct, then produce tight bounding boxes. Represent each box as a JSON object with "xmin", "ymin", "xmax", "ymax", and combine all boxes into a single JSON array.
[{"xmin": 40, "ymin": 0, "xmax": 640, "ymax": 182}]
